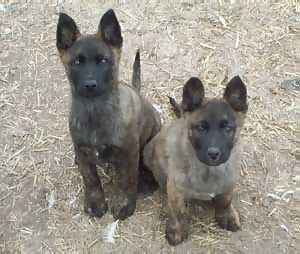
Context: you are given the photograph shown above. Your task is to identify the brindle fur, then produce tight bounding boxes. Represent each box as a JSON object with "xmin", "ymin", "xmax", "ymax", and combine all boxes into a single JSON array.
[
  {"xmin": 144, "ymin": 76, "xmax": 247, "ymax": 245},
  {"xmin": 56, "ymin": 9, "xmax": 161, "ymax": 220}
]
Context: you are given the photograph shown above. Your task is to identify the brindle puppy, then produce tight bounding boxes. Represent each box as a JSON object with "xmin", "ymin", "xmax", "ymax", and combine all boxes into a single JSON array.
[
  {"xmin": 56, "ymin": 10, "xmax": 161, "ymax": 220},
  {"xmin": 143, "ymin": 76, "xmax": 248, "ymax": 245}
]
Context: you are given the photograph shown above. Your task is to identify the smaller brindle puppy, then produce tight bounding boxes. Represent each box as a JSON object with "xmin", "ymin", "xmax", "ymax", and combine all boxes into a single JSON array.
[
  {"xmin": 143, "ymin": 76, "xmax": 248, "ymax": 245},
  {"xmin": 56, "ymin": 10, "xmax": 161, "ymax": 220}
]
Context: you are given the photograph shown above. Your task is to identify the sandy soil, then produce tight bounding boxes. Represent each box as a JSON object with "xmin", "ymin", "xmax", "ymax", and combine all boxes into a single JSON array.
[{"xmin": 0, "ymin": 0, "xmax": 299, "ymax": 253}]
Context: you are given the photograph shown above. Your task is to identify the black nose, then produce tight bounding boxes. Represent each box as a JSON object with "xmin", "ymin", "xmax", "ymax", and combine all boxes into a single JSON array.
[
  {"xmin": 207, "ymin": 147, "xmax": 221, "ymax": 161},
  {"xmin": 84, "ymin": 80, "xmax": 97, "ymax": 89}
]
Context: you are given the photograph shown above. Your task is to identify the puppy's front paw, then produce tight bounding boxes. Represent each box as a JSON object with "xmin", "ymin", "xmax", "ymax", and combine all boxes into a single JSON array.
[
  {"xmin": 165, "ymin": 218, "xmax": 188, "ymax": 246},
  {"xmin": 84, "ymin": 190, "xmax": 107, "ymax": 218},
  {"xmin": 110, "ymin": 192, "xmax": 136, "ymax": 220},
  {"xmin": 216, "ymin": 204, "xmax": 240, "ymax": 232}
]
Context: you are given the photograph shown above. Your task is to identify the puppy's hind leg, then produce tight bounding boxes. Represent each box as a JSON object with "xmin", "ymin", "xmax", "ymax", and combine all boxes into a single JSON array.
[{"xmin": 137, "ymin": 152, "xmax": 159, "ymax": 196}]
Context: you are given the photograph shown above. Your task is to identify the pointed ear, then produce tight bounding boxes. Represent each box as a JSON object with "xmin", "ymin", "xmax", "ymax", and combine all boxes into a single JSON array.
[
  {"xmin": 182, "ymin": 77, "xmax": 205, "ymax": 112},
  {"xmin": 98, "ymin": 9, "xmax": 123, "ymax": 48},
  {"xmin": 56, "ymin": 13, "xmax": 81, "ymax": 51},
  {"xmin": 224, "ymin": 76, "xmax": 248, "ymax": 112}
]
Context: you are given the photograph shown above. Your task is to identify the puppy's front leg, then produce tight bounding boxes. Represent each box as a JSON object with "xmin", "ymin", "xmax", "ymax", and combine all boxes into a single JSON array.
[
  {"xmin": 110, "ymin": 149, "xmax": 139, "ymax": 220},
  {"xmin": 213, "ymin": 190, "xmax": 240, "ymax": 231},
  {"xmin": 165, "ymin": 178, "xmax": 189, "ymax": 246},
  {"xmin": 77, "ymin": 147, "xmax": 107, "ymax": 218}
]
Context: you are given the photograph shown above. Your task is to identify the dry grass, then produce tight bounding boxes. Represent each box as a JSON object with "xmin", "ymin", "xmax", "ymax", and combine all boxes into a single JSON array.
[{"xmin": 0, "ymin": 0, "xmax": 299, "ymax": 253}]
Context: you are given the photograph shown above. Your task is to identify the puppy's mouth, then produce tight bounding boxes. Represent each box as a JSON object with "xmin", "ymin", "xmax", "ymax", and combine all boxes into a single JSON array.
[
  {"xmin": 79, "ymin": 87, "xmax": 102, "ymax": 97},
  {"xmin": 204, "ymin": 159, "xmax": 225, "ymax": 166},
  {"xmin": 82, "ymin": 90, "xmax": 99, "ymax": 97},
  {"xmin": 197, "ymin": 155, "xmax": 228, "ymax": 166}
]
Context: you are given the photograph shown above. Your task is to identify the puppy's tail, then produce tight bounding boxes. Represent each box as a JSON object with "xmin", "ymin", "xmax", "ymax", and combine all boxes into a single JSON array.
[
  {"xmin": 132, "ymin": 49, "xmax": 141, "ymax": 92},
  {"xmin": 168, "ymin": 96, "xmax": 181, "ymax": 118}
]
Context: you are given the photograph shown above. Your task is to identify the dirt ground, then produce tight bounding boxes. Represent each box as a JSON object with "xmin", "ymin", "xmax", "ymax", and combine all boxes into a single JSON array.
[{"xmin": 0, "ymin": 0, "xmax": 300, "ymax": 253}]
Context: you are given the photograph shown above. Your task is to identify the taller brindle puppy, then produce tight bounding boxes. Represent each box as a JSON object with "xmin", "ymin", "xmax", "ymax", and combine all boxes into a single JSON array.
[{"xmin": 56, "ymin": 9, "xmax": 161, "ymax": 220}]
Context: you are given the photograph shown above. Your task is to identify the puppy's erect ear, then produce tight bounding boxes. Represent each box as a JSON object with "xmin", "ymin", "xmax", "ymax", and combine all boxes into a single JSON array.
[
  {"xmin": 56, "ymin": 13, "xmax": 81, "ymax": 51},
  {"xmin": 182, "ymin": 77, "xmax": 205, "ymax": 112},
  {"xmin": 224, "ymin": 76, "xmax": 248, "ymax": 112},
  {"xmin": 98, "ymin": 9, "xmax": 123, "ymax": 48}
]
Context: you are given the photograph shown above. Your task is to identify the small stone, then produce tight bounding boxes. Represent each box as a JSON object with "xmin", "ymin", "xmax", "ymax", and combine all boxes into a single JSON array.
[
  {"xmin": 281, "ymin": 79, "xmax": 300, "ymax": 91},
  {"xmin": 0, "ymin": 3, "xmax": 17, "ymax": 13},
  {"xmin": 0, "ymin": 4, "xmax": 6, "ymax": 12},
  {"xmin": 3, "ymin": 28, "xmax": 11, "ymax": 35}
]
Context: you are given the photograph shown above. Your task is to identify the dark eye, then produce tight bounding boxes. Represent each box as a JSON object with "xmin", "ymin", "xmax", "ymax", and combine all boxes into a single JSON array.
[
  {"xmin": 196, "ymin": 121, "xmax": 209, "ymax": 132},
  {"xmin": 73, "ymin": 55, "xmax": 84, "ymax": 65},
  {"xmin": 96, "ymin": 55, "xmax": 108, "ymax": 64},
  {"xmin": 225, "ymin": 126, "xmax": 232, "ymax": 132},
  {"xmin": 220, "ymin": 120, "xmax": 228, "ymax": 128},
  {"xmin": 73, "ymin": 58, "xmax": 80, "ymax": 65},
  {"xmin": 220, "ymin": 120, "xmax": 233, "ymax": 132}
]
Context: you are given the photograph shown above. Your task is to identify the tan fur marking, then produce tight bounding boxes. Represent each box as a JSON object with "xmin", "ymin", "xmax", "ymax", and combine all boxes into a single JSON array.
[{"xmin": 58, "ymin": 50, "xmax": 71, "ymax": 65}]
